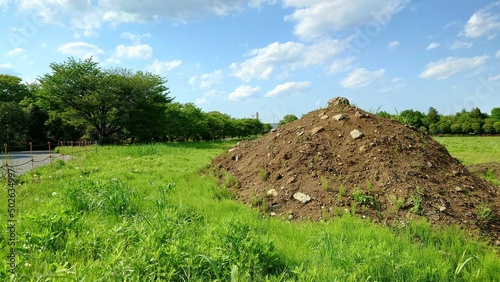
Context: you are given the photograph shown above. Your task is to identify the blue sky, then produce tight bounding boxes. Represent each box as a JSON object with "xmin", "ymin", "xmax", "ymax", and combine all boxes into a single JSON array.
[{"xmin": 1, "ymin": 0, "xmax": 499, "ymax": 123}]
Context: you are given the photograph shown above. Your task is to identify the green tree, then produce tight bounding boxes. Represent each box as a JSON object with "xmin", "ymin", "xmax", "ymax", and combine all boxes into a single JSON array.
[
  {"xmin": 397, "ymin": 109, "xmax": 424, "ymax": 128},
  {"xmin": 278, "ymin": 114, "xmax": 298, "ymax": 126},
  {"xmin": 38, "ymin": 58, "xmax": 172, "ymax": 143},
  {"xmin": 494, "ymin": 122, "xmax": 500, "ymax": 134},
  {"xmin": 491, "ymin": 108, "xmax": 500, "ymax": 121},
  {"xmin": 0, "ymin": 102, "xmax": 27, "ymax": 145},
  {"xmin": 0, "ymin": 74, "xmax": 29, "ymax": 103}
]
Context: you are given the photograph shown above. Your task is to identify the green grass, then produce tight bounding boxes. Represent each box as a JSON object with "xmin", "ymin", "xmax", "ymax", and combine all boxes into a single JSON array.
[
  {"xmin": 1, "ymin": 141, "xmax": 500, "ymax": 281},
  {"xmin": 434, "ymin": 136, "xmax": 500, "ymax": 165}
]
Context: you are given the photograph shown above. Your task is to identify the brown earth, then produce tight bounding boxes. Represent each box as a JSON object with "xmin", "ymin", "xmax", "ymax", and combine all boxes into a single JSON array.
[{"xmin": 212, "ymin": 97, "xmax": 500, "ymax": 245}]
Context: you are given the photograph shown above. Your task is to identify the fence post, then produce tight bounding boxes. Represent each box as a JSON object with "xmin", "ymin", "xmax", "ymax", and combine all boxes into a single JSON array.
[
  {"xmin": 29, "ymin": 142, "xmax": 34, "ymax": 177},
  {"xmin": 3, "ymin": 143, "xmax": 8, "ymax": 187},
  {"xmin": 48, "ymin": 142, "xmax": 52, "ymax": 168}
]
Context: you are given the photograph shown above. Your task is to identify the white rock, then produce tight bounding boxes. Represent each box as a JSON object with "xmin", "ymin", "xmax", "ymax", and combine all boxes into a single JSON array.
[
  {"xmin": 293, "ymin": 192, "xmax": 311, "ymax": 204},
  {"xmin": 350, "ymin": 129, "xmax": 364, "ymax": 139}
]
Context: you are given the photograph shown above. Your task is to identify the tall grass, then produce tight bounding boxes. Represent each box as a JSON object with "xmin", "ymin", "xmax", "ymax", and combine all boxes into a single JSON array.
[{"xmin": 1, "ymin": 140, "xmax": 499, "ymax": 281}]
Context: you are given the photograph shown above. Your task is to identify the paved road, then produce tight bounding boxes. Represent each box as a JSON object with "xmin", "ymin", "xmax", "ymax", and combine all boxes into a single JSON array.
[{"xmin": 0, "ymin": 151, "xmax": 73, "ymax": 175}]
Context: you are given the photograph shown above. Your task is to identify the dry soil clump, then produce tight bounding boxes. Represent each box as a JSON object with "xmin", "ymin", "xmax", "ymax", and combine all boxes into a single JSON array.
[{"xmin": 212, "ymin": 97, "xmax": 500, "ymax": 244}]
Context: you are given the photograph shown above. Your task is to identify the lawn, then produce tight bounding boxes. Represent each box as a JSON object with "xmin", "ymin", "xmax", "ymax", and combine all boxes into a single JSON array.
[
  {"xmin": 434, "ymin": 136, "xmax": 500, "ymax": 165},
  {"xmin": 1, "ymin": 140, "xmax": 500, "ymax": 281}
]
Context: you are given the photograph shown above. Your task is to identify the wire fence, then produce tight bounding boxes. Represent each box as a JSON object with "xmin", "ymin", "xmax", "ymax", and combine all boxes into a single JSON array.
[{"xmin": 1, "ymin": 141, "xmax": 96, "ymax": 176}]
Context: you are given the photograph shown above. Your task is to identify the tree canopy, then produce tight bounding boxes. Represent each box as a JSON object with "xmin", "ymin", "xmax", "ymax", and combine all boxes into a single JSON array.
[{"xmin": 38, "ymin": 58, "xmax": 172, "ymax": 142}]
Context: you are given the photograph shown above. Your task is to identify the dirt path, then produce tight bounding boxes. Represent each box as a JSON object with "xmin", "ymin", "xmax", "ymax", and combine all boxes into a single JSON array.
[{"xmin": 0, "ymin": 151, "xmax": 73, "ymax": 175}]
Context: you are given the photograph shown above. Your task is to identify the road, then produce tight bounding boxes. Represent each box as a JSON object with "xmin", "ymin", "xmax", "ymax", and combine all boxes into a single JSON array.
[{"xmin": 0, "ymin": 151, "xmax": 73, "ymax": 175}]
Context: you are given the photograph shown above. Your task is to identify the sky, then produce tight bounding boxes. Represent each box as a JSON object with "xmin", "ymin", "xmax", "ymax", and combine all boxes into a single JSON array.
[{"xmin": 1, "ymin": 0, "xmax": 499, "ymax": 123}]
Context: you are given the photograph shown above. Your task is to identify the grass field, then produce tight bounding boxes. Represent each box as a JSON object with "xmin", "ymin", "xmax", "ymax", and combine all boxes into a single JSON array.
[
  {"xmin": 1, "ymin": 139, "xmax": 500, "ymax": 281},
  {"xmin": 434, "ymin": 136, "xmax": 500, "ymax": 165}
]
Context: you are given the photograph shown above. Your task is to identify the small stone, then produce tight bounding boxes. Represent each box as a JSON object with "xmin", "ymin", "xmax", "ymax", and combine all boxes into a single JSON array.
[
  {"xmin": 287, "ymin": 176, "xmax": 296, "ymax": 184},
  {"xmin": 495, "ymin": 240, "xmax": 500, "ymax": 246},
  {"xmin": 350, "ymin": 129, "xmax": 364, "ymax": 139},
  {"xmin": 298, "ymin": 131, "xmax": 305, "ymax": 136},
  {"xmin": 454, "ymin": 186, "xmax": 464, "ymax": 192},
  {"xmin": 427, "ymin": 162, "xmax": 433, "ymax": 168},
  {"xmin": 359, "ymin": 146, "xmax": 367, "ymax": 153},
  {"xmin": 228, "ymin": 148, "xmax": 237, "ymax": 152},
  {"xmin": 235, "ymin": 154, "xmax": 241, "ymax": 161},
  {"xmin": 333, "ymin": 114, "xmax": 346, "ymax": 121},
  {"xmin": 267, "ymin": 189, "xmax": 278, "ymax": 197},
  {"xmin": 355, "ymin": 111, "xmax": 364, "ymax": 118},
  {"xmin": 270, "ymin": 212, "xmax": 277, "ymax": 217},
  {"xmin": 439, "ymin": 206, "xmax": 447, "ymax": 212},
  {"xmin": 288, "ymin": 214, "xmax": 294, "ymax": 220},
  {"xmin": 293, "ymin": 192, "xmax": 312, "ymax": 204},
  {"xmin": 271, "ymin": 128, "xmax": 277, "ymax": 132},
  {"xmin": 311, "ymin": 126, "xmax": 325, "ymax": 135},
  {"xmin": 321, "ymin": 115, "xmax": 329, "ymax": 120}
]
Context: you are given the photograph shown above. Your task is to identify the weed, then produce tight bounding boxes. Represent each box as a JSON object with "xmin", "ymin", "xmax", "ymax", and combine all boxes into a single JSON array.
[
  {"xmin": 388, "ymin": 194, "xmax": 405, "ymax": 211},
  {"xmin": 321, "ymin": 176, "xmax": 330, "ymax": 191},
  {"xmin": 477, "ymin": 203, "xmax": 492, "ymax": 222},
  {"xmin": 338, "ymin": 184, "xmax": 346, "ymax": 201},
  {"xmin": 258, "ymin": 169, "xmax": 269, "ymax": 181},
  {"xmin": 408, "ymin": 194, "xmax": 423, "ymax": 215}
]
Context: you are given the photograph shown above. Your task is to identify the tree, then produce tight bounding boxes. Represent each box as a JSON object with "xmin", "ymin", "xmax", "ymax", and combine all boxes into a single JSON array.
[
  {"xmin": 38, "ymin": 58, "xmax": 172, "ymax": 143},
  {"xmin": 491, "ymin": 108, "xmax": 500, "ymax": 122},
  {"xmin": 0, "ymin": 102, "xmax": 27, "ymax": 145},
  {"xmin": 0, "ymin": 74, "xmax": 29, "ymax": 103},
  {"xmin": 278, "ymin": 114, "xmax": 298, "ymax": 126},
  {"xmin": 397, "ymin": 109, "xmax": 424, "ymax": 128}
]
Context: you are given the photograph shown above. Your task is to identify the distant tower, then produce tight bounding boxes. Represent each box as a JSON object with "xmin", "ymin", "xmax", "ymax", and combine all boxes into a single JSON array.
[{"xmin": 256, "ymin": 112, "xmax": 259, "ymax": 121}]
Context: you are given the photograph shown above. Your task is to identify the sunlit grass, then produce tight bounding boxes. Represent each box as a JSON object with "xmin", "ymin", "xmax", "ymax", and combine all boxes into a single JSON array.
[
  {"xmin": 434, "ymin": 136, "xmax": 500, "ymax": 165},
  {"xmin": 1, "ymin": 140, "xmax": 499, "ymax": 281}
]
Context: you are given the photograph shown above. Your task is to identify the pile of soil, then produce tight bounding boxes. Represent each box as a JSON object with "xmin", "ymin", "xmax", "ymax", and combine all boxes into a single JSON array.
[{"xmin": 212, "ymin": 97, "xmax": 500, "ymax": 244}]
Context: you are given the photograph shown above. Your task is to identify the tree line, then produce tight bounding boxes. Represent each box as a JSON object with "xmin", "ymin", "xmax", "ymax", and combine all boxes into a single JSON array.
[
  {"xmin": 1, "ymin": 57, "xmax": 499, "ymax": 146},
  {"xmin": 377, "ymin": 107, "xmax": 500, "ymax": 135},
  {"xmin": 0, "ymin": 58, "xmax": 270, "ymax": 146}
]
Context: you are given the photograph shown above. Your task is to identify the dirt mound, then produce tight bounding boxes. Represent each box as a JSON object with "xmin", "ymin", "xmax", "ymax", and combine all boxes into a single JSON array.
[{"xmin": 212, "ymin": 97, "xmax": 500, "ymax": 243}]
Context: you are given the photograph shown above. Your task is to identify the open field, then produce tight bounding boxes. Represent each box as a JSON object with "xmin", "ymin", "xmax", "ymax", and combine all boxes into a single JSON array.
[
  {"xmin": 1, "ymin": 139, "xmax": 500, "ymax": 281},
  {"xmin": 434, "ymin": 136, "xmax": 500, "ymax": 165}
]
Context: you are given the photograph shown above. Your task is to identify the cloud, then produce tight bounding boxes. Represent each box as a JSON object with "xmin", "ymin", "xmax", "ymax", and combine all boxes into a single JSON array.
[
  {"xmin": 114, "ymin": 44, "xmax": 153, "ymax": 60},
  {"xmin": 0, "ymin": 63, "xmax": 14, "ymax": 69},
  {"xmin": 9, "ymin": 1, "xmax": 275, "ymax": 38},
  {"xmin": 462, "ymin": 3, "xmax": 500, "ymax": 38},
  {"xmin": 488, "ymin": 74, "xmax": 500, "ymax": 81},
  {"xmin": 228, "ymin": 85, "xmax": 260, "ymax": 101},
  {"xmin": 419, "ymin": 56, "xmax": 487, "ymax": 80},
  {"xmin": 341, "ymin": 68, "xmax": 385, "ymax": 88},
  {"xmin": 450, "ymin": 40, "xmax": 473, "ymax": 50},
  {"xmin": 325, "ymin": 56, "xmax": 356, "ymax": 75},
  {"xmin": 230, "ymin": 39, "xmax": 348, "ymax": 81},
  {"xmin": 57, "ymin": 42, "xmax": 104, "ymax": 59},
  {"xmin": 146, "ymin": 59, "xmax": 182, "ymax": 74},
  {"xmin": 265, "ymin": 81, "xmax": 311, "ymax": 97},
  {"xmin": 5, "ymin": 48, "xmax": 25, "ymax": 57},
  {"xmin": 120, "ymin": 32, "xmax": 151, "ymax": 44},
  {"xmin": 426, "ymin": 42, "xmax": 440, "ymax": 50},
  {"xmin": 197, "ymin": 70, "xmax": 224, "ymax": 89},
  {"xmin": 496, "ymin": 50, "xmax": 500, "ymax": 58},
  {"xmin": 284, "ymin": 0, "xmax": 410, "ymax": 41},
  {"xmin": 387, "ymin": 40, "xmax": 400, "ymax": 49},
  {"xmin": 195, "ymin": 89, "xmax": 222, "ymax": 105}
]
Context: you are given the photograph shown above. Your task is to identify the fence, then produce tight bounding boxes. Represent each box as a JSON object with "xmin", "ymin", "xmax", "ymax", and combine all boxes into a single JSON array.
[{"xmin": 1, "ymin": 141, "xmax": 96, "ymax": 177}]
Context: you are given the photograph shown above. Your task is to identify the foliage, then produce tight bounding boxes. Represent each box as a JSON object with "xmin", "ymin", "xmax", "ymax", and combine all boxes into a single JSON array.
[
  {"xmin": 37, "ymin": 57, "xmax": 172, "ymax": 143},
  {"xmin": 278, "ymin": 114, "xmax": 298, "ymax": 126}
]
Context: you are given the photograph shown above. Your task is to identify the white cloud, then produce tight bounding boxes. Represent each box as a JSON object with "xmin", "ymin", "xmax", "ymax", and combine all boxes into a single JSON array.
[
  {"xmin": 228, "ymin": 85, "xmax": 260, "ymax": 101},
  {"xmin": 341, "ymin": 68, "xmax": 385, "ymax": 88},
  {"xmin": 496, "ymin": 50, "xmax": 500, "ymax": 58},
  {"xmin": 0, "ymin": 63, "xmax": 14, "ymax": 69},
  {"xmin": 115, "ymin": 44, "xmax": 153, "ymax": 60},
  {"xmin": 419, "ymin": 56, "xmax": 488, "ymax": 80},
  {"xmin": 198, "ymin": 70, "xmax": 224, "ymax": 89},
  {"xmin": 426, "ymin": 42, "xmax": 440, "ymax": 50},
  {"xmin": 230, "ymin": 39, "xmax": 348, "ymax": 81},
  {"xmin": 450, "ymin": 40, "xmax": 473, "ymax": 50},
  {"xmin": 146, "ymin": 59, "xmax": 182, "ymax": 74},
  {"xmin": 57, "ymin": 42, "xmax": 104, "ymax": 59},
  {"xmin": 6, "ymin": 48, "xmax": 25, "ymax": 57},
  {"xmin": 265, "ymin": 81, "xmax": 311, "ymax": 97},
  {"xmin": 120, "ymin": 32, "xmax": 151, "ymax": 44},
  {"xmin": 195, "ymin": 89, "xmax": 222, "ymax": 105},
  {"xmin": 462, "ymin": 3, "xmax": 500, "ymax": 39},
  {"xmin": 325, "ymin": 56, "xmax": 355, "ymax": 75},
  {"xmin": 488, "ymin": 74, "xmax": 500, "ymax": 81},
  {"xmin": 284, "ymin": 0, "xmax": 410, "ymax": 41},
  {"xmin": 387, "ymin": 40, "xmax": 400, "ymax": 49}
]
